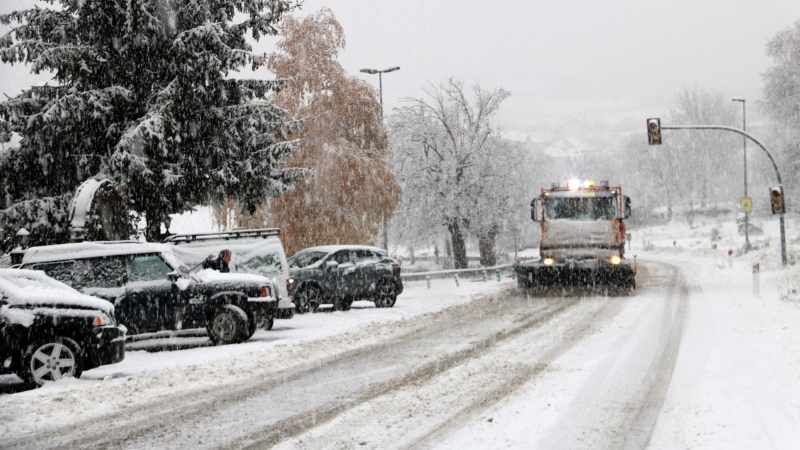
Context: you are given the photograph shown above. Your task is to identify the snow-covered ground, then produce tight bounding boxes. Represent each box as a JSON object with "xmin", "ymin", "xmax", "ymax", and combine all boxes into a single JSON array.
[{"xmin": 1, "ymin": 213, "xmax": 799, "ymax": 449}]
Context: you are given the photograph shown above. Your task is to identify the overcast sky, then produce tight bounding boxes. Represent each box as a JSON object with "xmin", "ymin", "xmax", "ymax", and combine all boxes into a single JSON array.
[{"xmin": 3, "ymin": 0, "xmax": 800, "ymax": 134}]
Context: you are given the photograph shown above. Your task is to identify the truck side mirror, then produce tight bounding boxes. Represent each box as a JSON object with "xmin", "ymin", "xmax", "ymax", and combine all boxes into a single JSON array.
[
  {"xmin": 623, "ymin": 196, "xmax": 632, "ymax": 219},
  {"xmin": 531, "ymin": 198, "xmax": 543, "ymax": 222}
]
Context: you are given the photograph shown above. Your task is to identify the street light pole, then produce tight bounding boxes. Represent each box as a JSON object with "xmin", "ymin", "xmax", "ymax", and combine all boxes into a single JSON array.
[
  {"xmin": 360, "ymin": 66, "xmax": 400, "ymax": 252},
  {"xmin": 733, "ymin": 98, "xmax": 749, "ymax": 251}
]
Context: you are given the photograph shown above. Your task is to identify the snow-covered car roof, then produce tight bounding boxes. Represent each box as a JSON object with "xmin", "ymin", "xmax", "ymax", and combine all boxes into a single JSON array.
[
  {"xmin": 291, "ymin": 245, "xmax": 387, "ymax": 257},
  {"xmin": 17, "ymin": 241, "xmax": 186, "ymax": 270},
  {"xmin": 0, "ymin": 269, "xmax": 114, "ymax": 315}
]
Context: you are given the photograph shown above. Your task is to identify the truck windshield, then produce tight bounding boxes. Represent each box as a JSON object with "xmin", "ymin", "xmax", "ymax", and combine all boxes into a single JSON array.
[{"xmin": 545, "ymin": 196, "xmax": 616, "ymax": 220}]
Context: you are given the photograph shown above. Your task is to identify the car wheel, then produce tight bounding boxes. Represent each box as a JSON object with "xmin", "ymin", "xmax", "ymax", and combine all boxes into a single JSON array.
[
  {"xmin": 256, "ymin": 313, "xmax": 274, "ymax": 331},
  {"xmin": 296, "ymin": 286, "xmax": 321, "ymax": 314},
  {"xmin": 244, "ymin": 312, "xmax": 258, "ymax": 339},
  {"xmin": 334, "ymin": 298, "xmax": 352, "ymax": 311},
  {"xmin": 22, "ymin": 337, "xmax": 83, "ymax": 388},
  {"xmin": 374, "ymin": 279, "xmax": 397, "ymax": 308},
  {"xmin": 207, "ymin": 304, "xmax": 247, "ymax": 345}
]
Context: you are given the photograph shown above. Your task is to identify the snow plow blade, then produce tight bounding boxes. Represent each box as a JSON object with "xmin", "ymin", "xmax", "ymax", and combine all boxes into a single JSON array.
[{"xmin": 514, "ymin": 262, "xmax": 635, "ymax": 290}]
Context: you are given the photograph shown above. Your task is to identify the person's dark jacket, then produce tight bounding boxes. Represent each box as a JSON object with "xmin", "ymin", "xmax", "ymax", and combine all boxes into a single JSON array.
[{"xmin": 203, "ymin": 257, "xmax": 230, "ymax": 273}]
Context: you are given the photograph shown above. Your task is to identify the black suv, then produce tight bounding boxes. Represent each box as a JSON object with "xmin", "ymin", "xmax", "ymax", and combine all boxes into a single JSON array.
[
  {"xmin": 0, "ymin": 269, "xmax": 125, "ymax": 388},
  {"xmin": 12, "ymin": 241, "xmax": 281, "ymax": 345},
  {"xmin": 287, "ymin": 245, "xmax": 403, "ymax": 313}
]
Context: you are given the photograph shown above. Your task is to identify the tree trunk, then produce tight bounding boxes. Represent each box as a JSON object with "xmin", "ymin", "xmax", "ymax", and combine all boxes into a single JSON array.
[
  {"xmin": 144, "ymin": 208, "xmax": 166, "ymax": 243},
  {"xmin": 445, "ymin": 239, "xmax": 453, "ymax": 269},
  {"xmin": 478, "ymin": 225, "xmax": 498, "ymax": 267},
  {"xmin": 447, "ymin": 219, "xmax": 468, "ymax": 269}
]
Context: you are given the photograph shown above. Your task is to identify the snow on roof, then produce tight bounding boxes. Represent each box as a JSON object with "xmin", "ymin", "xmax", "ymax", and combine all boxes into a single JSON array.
[
  {"xmin": 0, "ymin": 269, "xmax": 114, "ymax": 315},
  {"xmin": 69, "ymin": 178, "xmax": 104, "ymax": 231},
  {"xmin": 19, "ymin": 241, "xmax": 186, "ymax": 269},
  {"xmin": 293, "ymin": 245, "xmax": 387, "ymax": 257}
]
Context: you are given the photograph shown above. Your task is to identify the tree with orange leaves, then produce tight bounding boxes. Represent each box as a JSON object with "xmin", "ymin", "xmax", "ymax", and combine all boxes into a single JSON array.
[{"xmin": 265, "ymin": 8, "xmax": 401, "ymax": 257}]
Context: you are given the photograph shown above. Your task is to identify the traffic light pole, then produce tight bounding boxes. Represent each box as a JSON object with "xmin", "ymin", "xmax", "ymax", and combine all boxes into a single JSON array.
[{"xmin": 662, "ymin": 125, "xmax": 786, "ymax": 266}]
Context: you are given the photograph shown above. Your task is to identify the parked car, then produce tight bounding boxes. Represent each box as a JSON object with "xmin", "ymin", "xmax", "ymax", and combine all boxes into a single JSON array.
[
  {"xmin": 287, "ymin": 245, "xmax": 403, "ymax": 313},
  {"xmin": 164, "ymin": 228, "xmax": 294, "ymax": 320},
  {"xmin": 0, "ymin": 269, "xmax": 126, "ymax": 388},
  {"xmin": 11, "ymin": 241, "xmax": 281, "ymax": 345}
]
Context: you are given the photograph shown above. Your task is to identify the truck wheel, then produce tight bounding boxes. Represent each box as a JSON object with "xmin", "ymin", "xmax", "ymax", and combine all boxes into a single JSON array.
[
  {"xmin": 21, "ymin": 337, "xmax": 83, "ymax": 388},
  {"xmin": 374, "ymin": 279, "xmax": 397, "ymax": 308},
  {"xmin": 295, "ymin": 286, "xmax": 321, "ymax": 314},
  {"xmin": 208, "ymin": 304, "xmax": 247, "ymax": 345}
]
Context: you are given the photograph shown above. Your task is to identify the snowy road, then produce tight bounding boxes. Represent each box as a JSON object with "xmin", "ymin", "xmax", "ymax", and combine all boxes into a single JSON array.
[{"xmin": 0, "ymin": 260, "xmax": 693, "ymax": 449}]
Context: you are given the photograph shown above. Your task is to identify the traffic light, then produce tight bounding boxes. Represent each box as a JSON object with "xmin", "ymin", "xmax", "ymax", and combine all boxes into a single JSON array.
[
  {"xmin": 770, "ymin": 186, "xmax": 785, "ymax": 214},
  {"xmin": 647, "ymin": 118, "xmax": 661, "ymax": 145}
]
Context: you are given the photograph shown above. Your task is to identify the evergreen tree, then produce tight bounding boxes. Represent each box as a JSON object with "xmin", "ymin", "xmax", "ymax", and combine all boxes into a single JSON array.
[{"xmin": 0, "ymin": 0, "xmax": 305, "ymax": 243}]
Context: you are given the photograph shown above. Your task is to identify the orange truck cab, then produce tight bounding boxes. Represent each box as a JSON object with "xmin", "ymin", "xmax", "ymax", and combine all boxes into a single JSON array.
[{"xmin": 514, "ymin": 180, "xmax": 636, "ymax": 289}]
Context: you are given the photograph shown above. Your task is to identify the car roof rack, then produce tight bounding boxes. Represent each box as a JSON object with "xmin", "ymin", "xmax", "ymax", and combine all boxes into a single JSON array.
[{"xmin": 163, "ymin": 228, "xmax": 281, "ymax": 244}]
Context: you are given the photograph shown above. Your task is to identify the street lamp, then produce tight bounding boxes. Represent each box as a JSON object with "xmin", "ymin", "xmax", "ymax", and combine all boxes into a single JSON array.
[
  {"xmin": 732, "ymin": 98, "xmax": 749, "ymax": 251},
  {"xmin": 360, "ymin": 66, "xmax": 400, "ymax": 121},
  {"xmin": 361, "ymin": 66, "xmax": 400, "ymax": 252}
]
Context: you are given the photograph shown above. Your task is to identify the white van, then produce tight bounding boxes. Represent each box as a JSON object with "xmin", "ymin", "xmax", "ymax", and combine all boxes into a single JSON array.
[{"xmin": 164, "ymin": 228, "xmax": 294, "ymax": 319}]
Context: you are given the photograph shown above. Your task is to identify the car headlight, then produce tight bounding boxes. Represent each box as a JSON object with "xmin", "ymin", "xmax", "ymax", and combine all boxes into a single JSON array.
[
  {"xmin": 543, "ymin": 258, "xmax": 555, "ymax": 266},
  {"xmin": 609, "ymin": 255, "xmax": 622, "ymax": 265},
  {"xmin": 92, "ymin": 312, "xmax": 115, "ymax": 326}
]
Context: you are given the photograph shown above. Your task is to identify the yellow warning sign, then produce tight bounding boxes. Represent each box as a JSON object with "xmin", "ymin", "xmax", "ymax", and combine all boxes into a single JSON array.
[{"xmin": 741, "ymin": 196, "xmax": 752, "ymax": 213}]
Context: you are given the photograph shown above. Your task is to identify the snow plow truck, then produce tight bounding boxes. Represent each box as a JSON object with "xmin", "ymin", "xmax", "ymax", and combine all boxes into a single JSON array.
[{"xmin": 514, "ymin": 180, "xmax": 636, "ymax": 290}]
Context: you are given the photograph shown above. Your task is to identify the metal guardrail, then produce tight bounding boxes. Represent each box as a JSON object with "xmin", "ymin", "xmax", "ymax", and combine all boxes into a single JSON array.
[{"xmin": 400, "ymin": 264, "xmax": 513, "ymax": 280}]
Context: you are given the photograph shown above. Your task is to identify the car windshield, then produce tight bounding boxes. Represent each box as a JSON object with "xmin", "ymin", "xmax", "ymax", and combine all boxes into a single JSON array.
[
  {"xmin": 288, "ymin": 251, "xmax": 329, "ymax": 268},
  {"xmin": 545, "ymin": 196, "xmax": 616, "ymax": 220},
  {"xmin": 127, "ymin": 255, "xmax": 174, "ymax": 282}
]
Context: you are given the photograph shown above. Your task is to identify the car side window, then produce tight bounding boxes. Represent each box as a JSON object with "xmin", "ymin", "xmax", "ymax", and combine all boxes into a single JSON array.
[
  {"xmin": 85, "ymin": 257, "xmax": 127, "ymax": 288},
  {"xmin": 29, "ymin": 261, "xmax": 79, "ymax": 287},
  {"xmin": 330, "ymin": 250, "xmax": 352, "ymax": 265},
  {"xmin": 354, "ymin": 250, "xmax": 379, "ymax": 265},
  {"xmin": 127, "ymin": 254, "xmax": 173, "ymax": 282}
]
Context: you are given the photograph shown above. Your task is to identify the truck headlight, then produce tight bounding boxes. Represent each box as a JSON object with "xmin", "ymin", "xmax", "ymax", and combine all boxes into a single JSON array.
[
  {"xmin": 609, "ymin": 255, "xmax": 622, "ymax": 265},
  {"xmin": 543, "ymin": 258, "xmax": 555, "ymax": 266}
]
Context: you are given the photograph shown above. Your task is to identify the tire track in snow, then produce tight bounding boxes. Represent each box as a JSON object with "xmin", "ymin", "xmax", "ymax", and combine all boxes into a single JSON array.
[
  {"xmin": 612, "ymin": 262, "xmax": 688, "ymax": 450},
  {"xmin": 2, "ymin": 288, "xmax": 578, "ymax": 450},
  {"xmin": 401, "ymin": 292, "xmax": 631, "ymax": 450},
  {"xmin": 233, "ymin": 295, "xmax": 583, "ymax": 450}
]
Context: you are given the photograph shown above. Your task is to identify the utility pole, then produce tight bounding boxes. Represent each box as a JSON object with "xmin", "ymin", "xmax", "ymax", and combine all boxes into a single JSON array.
[
  {"xmin": 733, "ymin": 98, "xmax": 750, "ymax": 250},
  {"xmin": 360, "ymin": 66, "xmax": 400, "ymax": 252}
]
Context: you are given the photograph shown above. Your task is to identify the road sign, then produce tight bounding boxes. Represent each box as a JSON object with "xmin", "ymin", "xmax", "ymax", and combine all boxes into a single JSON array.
[{"xmin": 740, "ymin": 197, "xmax": 752, "ymax": 213}]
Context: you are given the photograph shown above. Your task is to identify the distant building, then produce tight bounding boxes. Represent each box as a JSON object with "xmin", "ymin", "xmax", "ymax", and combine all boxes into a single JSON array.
[{"xmin": 553, "ymin": 117, "xmax": 588, "ymax": 142}]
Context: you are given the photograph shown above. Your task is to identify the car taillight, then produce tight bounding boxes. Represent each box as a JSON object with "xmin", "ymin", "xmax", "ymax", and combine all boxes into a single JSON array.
[
  {"xmin": 286, "ymin": 278, "xmax": 293, "ymax": 296},
  {"xmin": 259, "ymin": 286, "xmax": 268, "ymax": 297},
  {"xmin": 392, "ymin": 263, "xmax": 401, "ymax": 268}
]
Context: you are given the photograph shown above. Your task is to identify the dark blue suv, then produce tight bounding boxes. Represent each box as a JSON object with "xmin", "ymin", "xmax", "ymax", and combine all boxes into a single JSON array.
[{"xmin": 287, "ymin": 245, "xmax": 403, "ymax": 313}]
